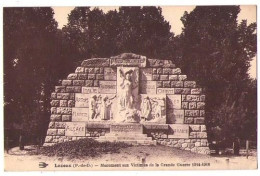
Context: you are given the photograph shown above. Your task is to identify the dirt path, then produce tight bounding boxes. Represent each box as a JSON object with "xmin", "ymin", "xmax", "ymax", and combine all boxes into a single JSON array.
[{"xmin": 4, "ymin": 145, "xmax": 257, "ymax": 171}]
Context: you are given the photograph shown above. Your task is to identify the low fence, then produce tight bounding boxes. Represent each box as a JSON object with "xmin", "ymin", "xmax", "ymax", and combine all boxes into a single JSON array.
[
  {"xmin": 4, "ymin": 128, "xmax": 45, "ymax": 153},
  {"xmin": 209, "ymin": 139, "xmax": 257, "ymax": 157}
]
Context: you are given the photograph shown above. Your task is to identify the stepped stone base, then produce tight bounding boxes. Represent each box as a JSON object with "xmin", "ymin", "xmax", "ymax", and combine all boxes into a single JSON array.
[
  {"xmin": 96, "ymin": 133, "xmax": 157, "ymax": 145},
  {"xmin": 96, "ymin": 123, "xmax": 156, "ymax": 145}
]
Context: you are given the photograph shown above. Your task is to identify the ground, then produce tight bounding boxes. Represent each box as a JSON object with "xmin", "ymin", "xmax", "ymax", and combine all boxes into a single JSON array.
[{"xmin": 4, "ymin": 145, "xmax": 257, "ymax": 171}]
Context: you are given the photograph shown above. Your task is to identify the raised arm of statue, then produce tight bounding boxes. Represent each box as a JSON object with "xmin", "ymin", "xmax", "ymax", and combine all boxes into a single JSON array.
[{"xmin": 109, "ymin": 95, "xmax": 117, "ymax": 100}]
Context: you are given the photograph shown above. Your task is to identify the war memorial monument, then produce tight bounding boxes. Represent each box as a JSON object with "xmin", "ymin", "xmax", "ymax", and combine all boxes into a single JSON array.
[{"xmin": 44, "ymin": 53, "xmax": 210, "ymax": 155}]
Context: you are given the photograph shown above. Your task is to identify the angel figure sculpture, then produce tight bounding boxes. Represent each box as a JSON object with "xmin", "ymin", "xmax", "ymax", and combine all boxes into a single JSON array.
[{"xmin": 119, "ymin": 68, "xmax": 134, "ymax": 110}]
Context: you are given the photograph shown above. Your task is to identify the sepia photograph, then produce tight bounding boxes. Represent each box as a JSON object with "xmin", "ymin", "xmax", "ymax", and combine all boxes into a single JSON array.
[{"xmin": 3, "ymin": 3, "xmax": 258, "ymax": 172}]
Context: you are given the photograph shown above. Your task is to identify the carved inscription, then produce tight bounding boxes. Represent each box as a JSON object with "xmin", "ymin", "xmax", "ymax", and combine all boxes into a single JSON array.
[
  {"xmin": 110, "ymin": 57, "xmax": 146, "ymax": 67},
  {"xmin": 65, "ymin": 122, "xmax": 86, "ymax": 136},
  {"xmin": 157, "ymin": 88, "xmax": 175, "ymax": 94},
  {"xmin": 82, "ymin": 87, "xmax": 99, "ymax": 94},
  {"xmin": 110, "ymin": 124, "xmax": 143, "ymax": 134},
  {"xmin": 75, "ymin": 93, "xmax": 89, "ymax": 107},
  {"xmin": 168, "ymin": 124, "xmax": 189, "ymax": 138},
  {"xmin": 99, "ymin": 81, "xmax": 116, "ymax": 94},
  {"xmin": 72, "ymin": 108, "xmax": 89, "ymax": 121}
]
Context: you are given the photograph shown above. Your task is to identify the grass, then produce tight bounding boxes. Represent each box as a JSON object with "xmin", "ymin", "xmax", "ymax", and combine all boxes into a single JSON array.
[{"xmin": 36, "ymin": 138, "xmax": 130, "ymax": 159}]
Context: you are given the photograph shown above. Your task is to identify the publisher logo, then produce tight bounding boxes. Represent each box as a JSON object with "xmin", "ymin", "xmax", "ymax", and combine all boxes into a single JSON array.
[{"xmin": 39, "ymin": 162, "xmax": 48, "ymax": 168}]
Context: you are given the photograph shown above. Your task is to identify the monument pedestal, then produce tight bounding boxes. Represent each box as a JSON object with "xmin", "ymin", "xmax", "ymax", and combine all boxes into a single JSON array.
[{"xmin": 96, "ymin": 123, "xmax": 156, "ymax": 145}]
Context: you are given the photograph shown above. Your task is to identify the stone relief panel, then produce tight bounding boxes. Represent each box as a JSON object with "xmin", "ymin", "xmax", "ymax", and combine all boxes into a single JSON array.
[
  {"xmin": 88, "ymin": 94, "xmax": 117, "ymax": 121},
  {"xmin": 140, "ymin": 94, "xmax": 166, "ymax": 124}
]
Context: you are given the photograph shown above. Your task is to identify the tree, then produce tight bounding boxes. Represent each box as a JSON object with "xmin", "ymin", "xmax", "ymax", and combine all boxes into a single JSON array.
[
  {"xmin": 179, "ymin": 6, "xmax": 257, "ymax": 142},
  {"xmin": 116, "ymin": 7, "xmax": 174, "ymax": 58},
  {"xmin": 4, "ymin": 7, "xmax": 61, "ymax": 140},
  {"xmin": 62, "ymin": 6, "xmax": 175, "ymax": 61}
]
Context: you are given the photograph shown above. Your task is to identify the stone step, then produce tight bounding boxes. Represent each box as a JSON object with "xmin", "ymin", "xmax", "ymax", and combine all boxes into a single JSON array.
[
  {"xmin": 117, "ymin": 136, "xmax": 153, "ymax": 140},
  {"xmin": 96, "ymin": 139, "xmax": 157, "ymax": 145},
  {"xmin": 98, "ymin": 136, "xmax": 152, "ymax": 141},
  {"xmin": 96, "ymin": 139, "xmax": 117, "ymax": 143},
  {"xmin": 104, "ymin": 133, "xmax": 148, "ymax": 137}
]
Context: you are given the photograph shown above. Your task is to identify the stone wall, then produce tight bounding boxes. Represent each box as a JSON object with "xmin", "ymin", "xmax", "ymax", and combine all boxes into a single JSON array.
[
  {"xmin": 143, "ymin": 124, "xmax": 209, "ymax": 154},
  {"xmin": 44, "ymin": 53, "xmax": 210, "ymax": 154}
]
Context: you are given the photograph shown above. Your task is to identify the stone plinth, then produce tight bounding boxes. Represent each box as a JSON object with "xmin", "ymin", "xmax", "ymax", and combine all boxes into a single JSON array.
[
  {"xmin": 97, "ymin": 123, "xmax": 156, "ymax": 145},
  {"xmin": 110, "ymin": 123, "xmax": 143, "ymax": 134}
]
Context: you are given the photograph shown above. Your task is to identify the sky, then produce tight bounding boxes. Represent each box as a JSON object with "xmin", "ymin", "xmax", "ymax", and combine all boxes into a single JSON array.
[{"xmin": 52, "ymin": 6, "xmax": 256, "ymax": 78}]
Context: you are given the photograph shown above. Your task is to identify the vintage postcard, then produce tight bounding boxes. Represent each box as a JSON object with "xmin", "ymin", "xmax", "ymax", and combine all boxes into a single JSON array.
[{"xmin": 3, "ymin": 5, "xmax": 257, "ymax": 172}]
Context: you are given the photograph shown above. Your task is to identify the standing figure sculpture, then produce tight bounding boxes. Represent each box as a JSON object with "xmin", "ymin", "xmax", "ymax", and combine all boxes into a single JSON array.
[
  {"xmin": 141, "ymin": 96, "xmax": 151, "ymax": 121},
  {"xmin": 103, "ymin": 95, "xmax": 116, "ymax": 120},
  {"xmin": 119, "ymin": 68, "xmax": 134, "ymax": 110},
  {"xmin": 95, "ymin": 95, "xmax": 104, "ymax": 120},
  {"xmin": 90, "ymin": 95, "xmax": 97, "ymax": 119}
]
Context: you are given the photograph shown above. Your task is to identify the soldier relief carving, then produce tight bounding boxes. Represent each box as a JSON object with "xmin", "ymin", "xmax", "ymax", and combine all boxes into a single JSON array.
[
  {"xmin": 141, "ymin": 96, "xmax": 165, "ymax": 122},
  {"xmin": 89, "ymin": 94, "xmax": 116, "ymax": 121},
  {"xmin": 140, "ymin": 96, "xmax": 151, "ymax": 121}
]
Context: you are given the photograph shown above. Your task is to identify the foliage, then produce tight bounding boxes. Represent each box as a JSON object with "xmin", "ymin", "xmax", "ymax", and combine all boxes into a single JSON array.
[
  {"xmin": 62, "ymin": 7, "xmax": 175, "ymax": 60},
  {"xmin": 4, "ymin": 8, "xmax": 62, "ymax": 138},
  {"xmin": 37, "ymin": 138, "xmax": 130, "ymax": 158},
  {"xmin": 179, "ymin": 6, "xmax": 257, "ymax": 142}
]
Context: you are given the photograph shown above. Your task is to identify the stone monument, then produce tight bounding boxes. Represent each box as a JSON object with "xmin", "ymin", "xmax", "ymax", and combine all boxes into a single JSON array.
[{"xmin": 44, "ymin": 53, "xmax": 210, "ymax": 154}]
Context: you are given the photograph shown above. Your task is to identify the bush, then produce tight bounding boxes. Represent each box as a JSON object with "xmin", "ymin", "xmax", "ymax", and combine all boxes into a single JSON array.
[{"xmin": 37, "ymin": 138, "xmax": 130, "ymax": 158}]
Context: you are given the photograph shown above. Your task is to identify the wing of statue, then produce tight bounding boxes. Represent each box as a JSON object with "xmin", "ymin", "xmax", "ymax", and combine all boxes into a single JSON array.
[
  {"xmin": 131, "ymin": 70, "xmax": 138, "ymax": 88},
  {"xmin": 119, "ymin": 68, "xmax": 125, "ymax": 79}
]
